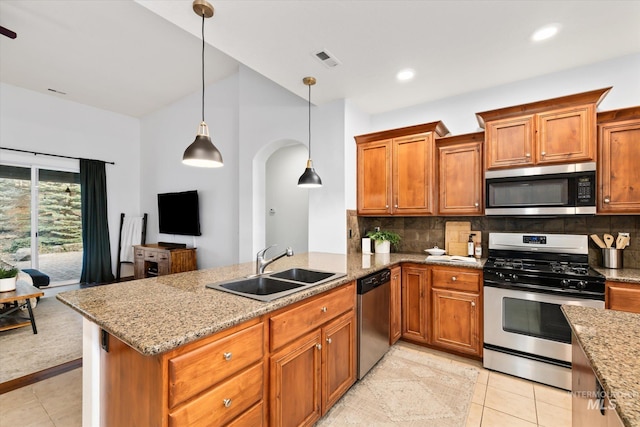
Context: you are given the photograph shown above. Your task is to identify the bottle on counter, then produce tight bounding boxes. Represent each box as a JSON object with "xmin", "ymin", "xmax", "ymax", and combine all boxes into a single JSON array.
[
  {"xmin": 468, "ymin": 234, "xmax": 474, "ymax": 257},
  {"xmin": 474, "ymin": 240, "xmax": 482, "ymax": 259}
]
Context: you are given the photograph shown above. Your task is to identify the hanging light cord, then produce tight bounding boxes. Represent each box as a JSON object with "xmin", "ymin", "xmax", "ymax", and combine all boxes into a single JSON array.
[
  {"xmin": 201, "ymin": 12, "xmax": 205, "ymax": 122},
  {"xmin": 308, "ymin": 83, "xmax": 312, "ymax": 159}
]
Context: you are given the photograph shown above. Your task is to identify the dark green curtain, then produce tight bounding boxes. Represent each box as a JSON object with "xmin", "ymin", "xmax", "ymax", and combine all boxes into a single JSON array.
[{"xmin": 80, "ymin": 159, "xmax": 114, "ymax": 284}]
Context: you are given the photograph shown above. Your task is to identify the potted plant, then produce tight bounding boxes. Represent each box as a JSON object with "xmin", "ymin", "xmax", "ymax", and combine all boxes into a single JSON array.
[
  {"xmin": 366, "ymin": 230, "xmax": 401, "ymax": 254},
  {"xmin": 0, "ymin": 265, "xmax": 19, "ymax": 292}
]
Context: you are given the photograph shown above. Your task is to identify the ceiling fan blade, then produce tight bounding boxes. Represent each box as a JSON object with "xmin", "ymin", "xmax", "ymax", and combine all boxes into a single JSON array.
[{"xmin": 1, "ymin": 25, "xmax": 17, "ymax": 39}]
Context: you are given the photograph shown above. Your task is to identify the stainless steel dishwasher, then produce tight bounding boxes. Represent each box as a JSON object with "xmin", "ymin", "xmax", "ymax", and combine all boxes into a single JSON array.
[{"xmin": 357, "ymin": 268, "xmax": 391, "ymax": 379}]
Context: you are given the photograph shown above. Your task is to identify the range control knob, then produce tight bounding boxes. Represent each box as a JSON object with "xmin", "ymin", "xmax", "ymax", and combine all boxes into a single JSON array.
[
  {"xmin": 496, "ymin": 272, "xmax": 505, "ymax": 279},
  {"xmin": 577, "ymin": 280, "xmax": 587, "ymax": 290},
  {"xmin": 561, "ymin": 279, "xmax": 571, "ymax": 288},
  {"xmin": 509, "ymin": 273, "xmax": 518, "ymax": 281}
]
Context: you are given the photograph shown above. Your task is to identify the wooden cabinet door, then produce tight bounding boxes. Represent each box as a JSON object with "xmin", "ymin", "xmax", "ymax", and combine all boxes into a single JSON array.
[
  {"xmin": 401, "ymin": 265, "xmax": 429, "ymax": 344},
  {"xmin": 431, "ymin": 289, "xmax": 480, "ymax": 356},
  {"xmin": 572, "ymin": 335, "xmax": 607, "ymax": 427},
  {"xmin": 157, "ymin": 253, "xmax": 171, "ymax": 276},
  {"xmin": 389, "ymin": 266, "xmax": 402, "ymax": 345},
  {"xmin": 598, "ymin": 118, "xmax": 640, "ymax": 213},
  {"xmin": 437, "ymin": 141, "xmax": 483, "ymax": 215},
  {"xmin": 270, "ymin": 331, "xmax": 322, "ymax": 427},
  {"xmin": 322, "ymin": 311, "xmax": 356, "ymax": 413},
  {"xmin": 392, "ymin": 133, "xmax": 435, "ymax": 214},
  {"xmin": 537, "ymin": 104, "xmax": 595, "ymax": 164},
  {"xmin": 605, "ymin": 281, "xmax": 640, "ymax": 314},
  {"xmin": 485, "ymin": 115, "xmax": 535, "ymax": 169},
  {"xmin": 357, "ymin": 140, "xmax": 392, "ymax": 215}
]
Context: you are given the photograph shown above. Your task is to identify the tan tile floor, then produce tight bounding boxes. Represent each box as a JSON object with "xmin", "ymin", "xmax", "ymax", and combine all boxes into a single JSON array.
[{"xmin": 0, "ymin": 346, "xmax": 571, "ymax": 427}]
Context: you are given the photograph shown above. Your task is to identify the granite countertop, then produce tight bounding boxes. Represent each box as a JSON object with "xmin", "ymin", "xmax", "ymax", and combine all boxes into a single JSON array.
[
  {"xmin": 56, "ymin": 252, "xmax": 483, "ymax": 356},
  {"xmin": 562, "ymin": 305, "xmax": 640, "ymax": 427},
  {"xmin": 593, "ymin": 266, "xmax": 640, "ymax": 285}
]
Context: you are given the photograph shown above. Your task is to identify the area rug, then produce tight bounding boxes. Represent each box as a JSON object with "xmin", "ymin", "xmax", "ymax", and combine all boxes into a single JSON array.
[
  {"xmin": 317, "ymin": 344, "xmax": 479, "ymax": 426},
  {"xmin": 0, "ymin": 296, "xmax": 82, "ymax": 384}
]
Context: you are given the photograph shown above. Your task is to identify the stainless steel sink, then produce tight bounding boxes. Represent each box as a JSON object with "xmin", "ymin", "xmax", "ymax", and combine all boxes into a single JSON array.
[
  {"xmin": 270, "ymin": 268, "xmax": 335, "ymax": 284},
  {"xmin": 206, "ymin": 268, "xmax": 346, "ymax": 302}
]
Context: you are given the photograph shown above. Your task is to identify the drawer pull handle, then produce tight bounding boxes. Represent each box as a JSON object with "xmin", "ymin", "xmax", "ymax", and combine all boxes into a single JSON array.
[
  {"xmin": 316, "ymin": 343, "xmax": 322, "ymax": 350},
  {"xmin": 321, "ymin": 307, "xmax": 328, "ymax": 313},
  {"xmin": 451, "ymin": 276, "xmax": 457, "ymax": 281},
  {"xmin": 223, "ymin": 352, "xmax": 232, "ymax": 361},
  {"xmin": 326, "ymin": 338, "xmax": 332, "ymax": 344},
  {"xmin": 223, "ymin": 398, "xmax": 232, "ymax": 408}
]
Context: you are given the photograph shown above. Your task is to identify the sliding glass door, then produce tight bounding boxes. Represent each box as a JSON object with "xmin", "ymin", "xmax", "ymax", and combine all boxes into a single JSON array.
[{"xmin": 0, "ymin": 164, "xmax": 82, "ymax": 285}]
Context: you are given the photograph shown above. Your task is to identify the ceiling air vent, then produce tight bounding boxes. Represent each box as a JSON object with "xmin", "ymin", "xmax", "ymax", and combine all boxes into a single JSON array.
[{"xmin": 313, "ymin": 49, "xmax": 341, "ymax": 68}]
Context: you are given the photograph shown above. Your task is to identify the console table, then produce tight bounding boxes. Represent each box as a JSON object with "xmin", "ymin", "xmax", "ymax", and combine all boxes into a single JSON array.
[
  {"xmin": 0, "ymin": 282, "xmax": 45, "ymax": 334},
  {"xmin": 133, "ymin": 244, "xmax": 197, "ymax": 279}
]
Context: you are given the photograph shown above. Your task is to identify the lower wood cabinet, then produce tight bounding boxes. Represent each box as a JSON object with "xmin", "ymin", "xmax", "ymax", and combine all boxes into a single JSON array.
[
  {"xmin": 269, "ymin": 282, "xmax": 356, "ymax": 427},
  {"xmin": 99, "ymin": 281, "xmax": 356, "ymax": 427},
  {"xmin": 401, "ymin": 264, "xmax": 429, "ymax": 344},
  {"xmin": 399, "ymin": 263, "xmax": 482, "ymax": 358},
  {"xmin": 605, "ymin": 281, "xmax": 640, "ymax": 314},
  {"xmin": 389, "ymin": 266, "xmax": 402, "ymax": 345}
]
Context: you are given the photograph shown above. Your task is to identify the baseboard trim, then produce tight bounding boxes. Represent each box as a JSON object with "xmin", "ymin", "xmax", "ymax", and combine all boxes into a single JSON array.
[{"xmin": 0, "ymin": 358, "xmax": 82, "ymax": 394}]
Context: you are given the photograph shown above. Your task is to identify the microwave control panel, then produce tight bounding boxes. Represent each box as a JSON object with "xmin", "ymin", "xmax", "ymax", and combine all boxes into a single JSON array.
[{"xmin": 576, "ymin": 175, "xmax": 595, "ymax": 204}]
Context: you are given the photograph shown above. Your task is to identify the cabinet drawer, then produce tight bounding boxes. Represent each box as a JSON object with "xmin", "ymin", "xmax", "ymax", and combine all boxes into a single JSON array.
[
  {"xmin": 431, "ymin": 267, "xmax": 481, "ymax": 292},
  {"xmin": 169, "ymin": 323, "xmax": 264, "ymax": 408},
  {"xmin": 134, "ymin": 248, "xmax": 144, "ymax": 258},
  {"xmin": 226, "ymin": 401, "xmax": 263, "ymax": 427},
  {"xmin": 606, "ymin": 282, "xmax": 640, "ymax": 314},
  {"xmin": 158, "ymin": 252, "xmax": 170, "ymax": 262},
  {"xmin": 144, "ymin": 250, "xmax": 158, "ymax": 261},
  {"xmin": 169, "ymin": 363, "xmax": 263, "ymax": 427},
  {"xmin": 270, "ymin": 282, "xmax": 355, "ymax": 351}
]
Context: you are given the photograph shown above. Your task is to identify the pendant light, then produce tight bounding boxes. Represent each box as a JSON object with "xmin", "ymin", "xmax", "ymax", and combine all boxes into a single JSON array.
[
  {"xmin": 297, "ymin": 77, "xmax": 323, "ymax": 188},
  {"xmin": 182, "ymin": 0, "xmax": 223, "ymax": 168}
]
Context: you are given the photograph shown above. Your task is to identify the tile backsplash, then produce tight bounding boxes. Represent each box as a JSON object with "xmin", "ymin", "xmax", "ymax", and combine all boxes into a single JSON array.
[{"xmin": 348, "ymin": 210, "xmax": 640, "ymax": 269}]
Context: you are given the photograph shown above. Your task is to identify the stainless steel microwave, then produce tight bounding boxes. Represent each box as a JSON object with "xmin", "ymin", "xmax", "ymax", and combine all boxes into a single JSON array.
[{"xmin": 485, "ymin": 162, "xmax": 596, "ymax": 216}]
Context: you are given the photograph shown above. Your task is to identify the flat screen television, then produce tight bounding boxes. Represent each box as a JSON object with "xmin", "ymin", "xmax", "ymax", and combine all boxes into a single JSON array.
[{"xmin": 157, "ymin": 190, "xmax": 202, "ymax": 236}]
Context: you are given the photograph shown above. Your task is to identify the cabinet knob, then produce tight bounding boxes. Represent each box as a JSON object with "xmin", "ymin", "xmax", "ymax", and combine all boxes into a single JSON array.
[
  {"xmin": 223, "ymin": 352, "xmax": 232, "ymax": 361},
  {"xmin": 385, "ymin": 205, "xmax": 389, "ymax": 208},
  {"xmin": 604, "ymin": 197, "xmax": 610, "ymax": 203},
  {"xmin": 321, "ymin": 307, "xmax": 328, "ymax": 313},
  {"xmin": 541, "ymin": 151, "xmax": 546, "ymax": 156},
  {"xmin": 326, "ymin": 337, "xmax": 332, "ymax": 344},
  {"xmin": 525, "ymin": 153, "xmax": 531, "ymax": 158},
  {"xmin": 451, "ymin": 276, "xmax": 457, "ymax": 281},
  {"xmin": 471, "ymin": 301, "xmax": 476, "ymax": 307},
  {"xmin": 474, "ymin": 202, "xmax": 479, "ymax": 207},
  {"xmin": 223, "ymin": 398, "xmax": 232, "ymax": 408},
  {"xmin": 316, "ymin": 343, "xmax": 322, "ymax": 350},
  {"xmin": 394, "ymin": 204, "xmax": 398, "ymax": 208}
]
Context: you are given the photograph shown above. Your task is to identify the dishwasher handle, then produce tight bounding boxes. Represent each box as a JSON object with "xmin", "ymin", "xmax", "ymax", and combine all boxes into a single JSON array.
[{"xmin": 357, "ymin": 269, "xmax": 391, "ymax": 294}]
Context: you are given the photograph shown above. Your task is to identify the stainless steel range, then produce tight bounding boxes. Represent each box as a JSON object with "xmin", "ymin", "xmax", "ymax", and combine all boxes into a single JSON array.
[{"xmin": 483, "ymin": 233, "xmax": 605, "ymax": 390}]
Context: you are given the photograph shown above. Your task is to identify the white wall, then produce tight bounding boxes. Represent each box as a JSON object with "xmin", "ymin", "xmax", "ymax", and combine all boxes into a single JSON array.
[
  {"xmin": 371, "ymin": 53, "xmax": 640, "ymax": 135},
  {"xmin": 139, "ymin": 73, "xmax": 240, "ymax": 269},
  {"xmin": 344, "ymin": 100, "xmax": 371, "ymax": 210},
  {"xmin": 265, "ymin": 144, "xmax": 309, "ymax": 253},
  {"xmin": 0, "ymin": 82, "xmax": 141, "ymax": 274}
]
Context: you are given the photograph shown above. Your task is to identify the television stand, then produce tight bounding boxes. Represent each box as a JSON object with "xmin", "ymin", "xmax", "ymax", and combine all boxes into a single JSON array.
[{"xmin": 133, "ymin": 244, "xmax": 197, "ymax": 279}]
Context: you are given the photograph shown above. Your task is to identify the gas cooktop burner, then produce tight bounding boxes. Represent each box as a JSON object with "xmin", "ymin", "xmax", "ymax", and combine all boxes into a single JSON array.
[{"xmin": 550, "ymin": 262, "xmax": 589, "ymax": 276}]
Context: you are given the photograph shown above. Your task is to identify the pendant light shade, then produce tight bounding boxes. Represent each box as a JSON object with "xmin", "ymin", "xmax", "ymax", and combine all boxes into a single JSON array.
[
  {"xmin": 183, "ymin": 0, "xmax": 223, "ymax": 168},
  {"xmin": 298, "ymin": 77, "xmax": 322, "ymax": 188}
]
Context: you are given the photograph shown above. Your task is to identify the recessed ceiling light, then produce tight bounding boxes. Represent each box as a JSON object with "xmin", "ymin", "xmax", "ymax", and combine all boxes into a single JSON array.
[
  {"xmin": 531, "ymin": 24, "xmax": 561, "ymax": 42},
  {"xmin": 396, "ymin": 69, "xmax": 415, "ymax": 82}
]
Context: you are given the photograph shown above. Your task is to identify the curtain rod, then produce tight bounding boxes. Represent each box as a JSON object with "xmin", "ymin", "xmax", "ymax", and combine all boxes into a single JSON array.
[{"xmin": 0, "ymin": 147, "xmax": 115, "ymax": 165}]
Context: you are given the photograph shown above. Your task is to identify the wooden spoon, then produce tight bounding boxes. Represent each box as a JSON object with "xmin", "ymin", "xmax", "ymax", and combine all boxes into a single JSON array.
[
  {"xmin": 590, "ymin": 234, "xmax": 606, "ymax": 249},
  {"xmin": 603, "ymin": 234, "xmax": 614, "ymax": 248},
  {"xmin": 616, "ymin": 235, "xmax": 626, "ymax": 249}
]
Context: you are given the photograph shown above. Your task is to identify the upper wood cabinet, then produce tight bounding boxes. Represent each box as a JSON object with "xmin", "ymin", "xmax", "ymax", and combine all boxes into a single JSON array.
[
  {"xmin": 436, "ymin": 132, "xmax": 484, "ymax": 216},
  {"xmin": 355, "ymin": 121, "xmax": 449, "ymax": 215},
  {"xmin": 477, "ymin": 87, "xmax": 611, "ymax": 170},
  {"xmin": 597, "ymin": 106, "xmax": 640, "ymax": 214}
]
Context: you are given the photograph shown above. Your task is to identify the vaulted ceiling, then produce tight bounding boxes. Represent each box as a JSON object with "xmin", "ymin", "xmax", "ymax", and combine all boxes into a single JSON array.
[{"xmin": 1, "ymin": 0, "xmax": 639, "ymax": 118}]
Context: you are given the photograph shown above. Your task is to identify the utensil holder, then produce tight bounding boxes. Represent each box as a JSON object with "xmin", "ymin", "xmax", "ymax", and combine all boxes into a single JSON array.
[{"xmin": 601, "ymin": 248, "xmax": 623, "ymax": 269}]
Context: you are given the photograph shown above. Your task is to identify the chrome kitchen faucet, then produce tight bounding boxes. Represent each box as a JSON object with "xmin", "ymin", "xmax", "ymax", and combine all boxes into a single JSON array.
[{"xmin": 256, "ymin": 245, "xmax": 294, "ymax": 275}]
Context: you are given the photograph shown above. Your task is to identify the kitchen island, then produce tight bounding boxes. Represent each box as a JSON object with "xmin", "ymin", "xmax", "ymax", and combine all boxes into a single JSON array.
[
  {"xmin": 57, "ymin": 252, "xmax": 484, "ymax": 426},
  {"xmin": 563, "ymin": 305, "xmax": 640, "ymax": 427}
]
